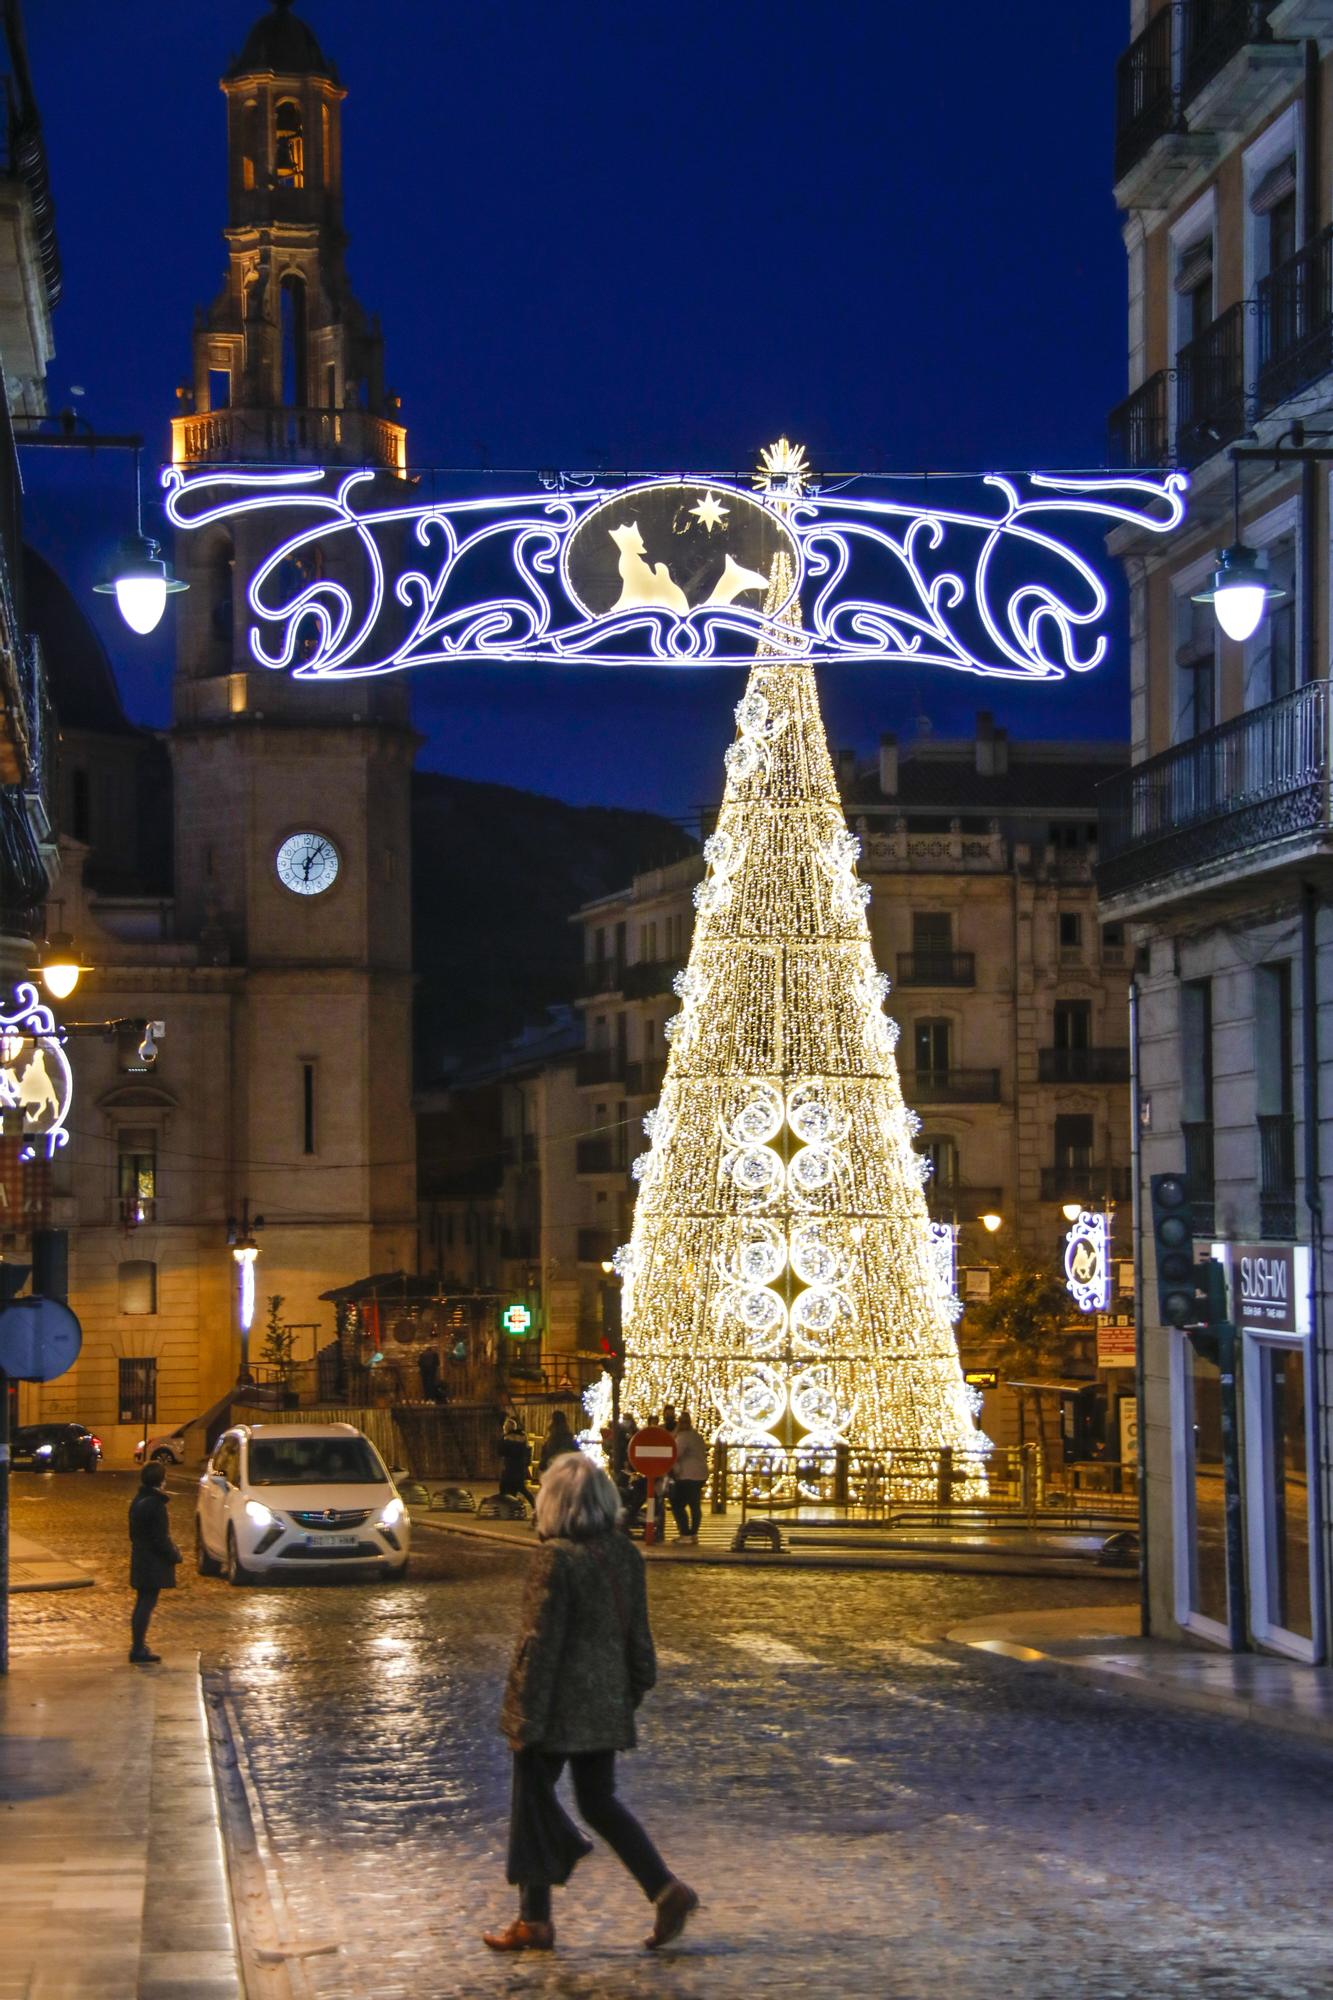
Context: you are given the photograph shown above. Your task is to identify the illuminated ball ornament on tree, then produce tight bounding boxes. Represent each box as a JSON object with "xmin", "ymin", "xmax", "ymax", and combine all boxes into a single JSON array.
[{"xmin": 612, "ymin": 443, "xmax": 989, "ymax": 1491}]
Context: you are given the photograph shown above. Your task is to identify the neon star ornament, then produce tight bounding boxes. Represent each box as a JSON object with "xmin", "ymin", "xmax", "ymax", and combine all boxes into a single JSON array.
[{"xmin": 162, "ymin": 459, "xmax": 1185, "ymax": 680}]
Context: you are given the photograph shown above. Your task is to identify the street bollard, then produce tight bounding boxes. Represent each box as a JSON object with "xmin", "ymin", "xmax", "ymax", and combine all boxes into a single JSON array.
[
  {"xmin": 936, "ymin": 1445, "xmax": 953, "ymax": 1509},
  {"xmin": 1020, "ymin": 1442, "xmax": 1037, "ymax": 1520},
  {"xmin": 711, "ymin": 1440, "xmax": 728, "ymax": 1515}
]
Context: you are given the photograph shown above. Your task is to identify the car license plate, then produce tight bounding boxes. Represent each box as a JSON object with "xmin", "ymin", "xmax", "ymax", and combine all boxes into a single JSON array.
[{"xmin": 307, "ymin": 1534, "xmax": 359, "ymax": 1548}]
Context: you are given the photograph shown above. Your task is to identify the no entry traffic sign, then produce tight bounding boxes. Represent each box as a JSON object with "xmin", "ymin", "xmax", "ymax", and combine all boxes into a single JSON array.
[
  {"xmin": 627, "ymin": 1426, "xmax": 676, "ymax": 1477},
  {"xmin": 627, "ymin": 1426, "xmax": 677, "ymax": 1547}
]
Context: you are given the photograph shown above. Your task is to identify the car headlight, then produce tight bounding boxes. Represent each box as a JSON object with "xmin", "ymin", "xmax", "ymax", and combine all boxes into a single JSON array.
[
  {"xmin": 377, "ymin": 1496, "xmax": 406, "ymax": 1529},
  {"xmin": 244, "ymin": 1499, "xmax": 275, "ymax": 1529},
  {"xmin": 35, "ymin": 1444, "xmax": 52, "ymax": 1458}
]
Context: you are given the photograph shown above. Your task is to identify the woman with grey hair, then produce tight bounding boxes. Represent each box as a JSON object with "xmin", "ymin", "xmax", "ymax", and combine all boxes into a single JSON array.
[{"xmin": 483, "ymin": 1449, "xmax": 698, "ymax": 1954}]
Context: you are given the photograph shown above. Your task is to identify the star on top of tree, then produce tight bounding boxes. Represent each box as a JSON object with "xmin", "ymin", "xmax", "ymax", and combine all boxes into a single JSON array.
[{"xmin": 753, "ymin": 437, "xmax": 810, "ymax": 498}]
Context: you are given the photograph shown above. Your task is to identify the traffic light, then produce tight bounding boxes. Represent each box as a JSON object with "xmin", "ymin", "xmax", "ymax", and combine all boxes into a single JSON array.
[{"xmin": 1149, "ymin": 1173, "xmax": 1228, "ymax": 1335}]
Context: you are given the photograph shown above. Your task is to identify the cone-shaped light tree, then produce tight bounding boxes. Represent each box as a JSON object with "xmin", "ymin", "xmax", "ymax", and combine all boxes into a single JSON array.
[{"xmin": 614, "ymin": 445, "xmax": 987, "ymax": 1487}]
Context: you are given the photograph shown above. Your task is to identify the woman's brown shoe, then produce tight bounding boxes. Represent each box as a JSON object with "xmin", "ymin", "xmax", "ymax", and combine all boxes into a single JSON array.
[
  {"xmin": 645, "ymin": 1879, "xmax": 699, "ymax": 1949},
  {"xmin": 482, "ymin": 1919, "xmax": 554, "ymax": 1952}
]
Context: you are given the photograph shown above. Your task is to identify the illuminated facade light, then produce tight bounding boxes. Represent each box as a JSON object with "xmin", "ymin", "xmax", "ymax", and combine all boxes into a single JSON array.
[{"xmin": 1064, "ymin": 1210, "xmax": 1111, "ymax": 1313}]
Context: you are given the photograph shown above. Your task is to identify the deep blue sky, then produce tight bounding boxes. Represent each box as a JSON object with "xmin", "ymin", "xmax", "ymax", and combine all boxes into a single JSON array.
[{"xmin": 23, "ymin": 1, "xmax": 1131, "ymax": 818}]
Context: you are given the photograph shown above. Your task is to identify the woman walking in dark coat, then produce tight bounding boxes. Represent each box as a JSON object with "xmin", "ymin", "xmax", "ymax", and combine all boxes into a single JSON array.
[
  {"xmin": 537, "ymin": 1408, "xmax": 578, "ymax": 1473},
  {"xmin": 127, "ymin": 1461, "xmax": 181, "ymax": 1663},
  {"xmin": 483, "ymin": 1451, "xmax": 698, "ymax": 1954}
]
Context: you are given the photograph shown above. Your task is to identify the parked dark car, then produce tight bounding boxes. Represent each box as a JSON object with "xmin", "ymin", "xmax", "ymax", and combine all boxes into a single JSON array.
[{"xmin": 12, "ymin": 1423, "xmax": 102, "ymax": 1473}]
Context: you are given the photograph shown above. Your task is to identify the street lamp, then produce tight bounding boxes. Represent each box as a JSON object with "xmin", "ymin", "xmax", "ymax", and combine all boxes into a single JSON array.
[
  {"xmin": 93, "ymin": 531, "xmax": 188, "ymax": 636},
  {"xmin": 227, "ymin": 1200, "xmax": 264, "ymax": 1385},
  {"xmin": 979, "ymin": 1212, "xmax": 1003, "ymax": 1234},
  {"xmin": 32, "ymin": 933, "xmax": 85, "ymax": 1002},
  {"xmin": 1062, "ymin": 1201, "xmax": 1083, "ymax": 1223},
  {"xmin": 1193, "ymin": 458, "xmax": 1284, "ymax": 642}
]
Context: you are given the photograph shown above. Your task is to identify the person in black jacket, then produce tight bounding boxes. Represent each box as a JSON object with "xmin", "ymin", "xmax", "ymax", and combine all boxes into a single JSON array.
[{"xmin": 128, "ymin": 1461, "xmax": 181, "ymax": 1664}]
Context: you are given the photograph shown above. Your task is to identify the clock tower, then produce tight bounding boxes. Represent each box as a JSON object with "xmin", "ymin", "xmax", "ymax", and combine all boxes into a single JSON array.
[{"xmin": 168, "ymin": 0, "xmax": 417, "ymax": 1334}]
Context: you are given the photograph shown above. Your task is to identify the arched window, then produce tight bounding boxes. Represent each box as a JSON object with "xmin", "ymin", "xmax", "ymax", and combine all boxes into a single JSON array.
[
  {"xmin": 280, "ymin": 273, "xmax": 307, "ymax": 407},
  {"xmin": 275, "ymin": 99, "xmax": 304, "ymax": 188}
]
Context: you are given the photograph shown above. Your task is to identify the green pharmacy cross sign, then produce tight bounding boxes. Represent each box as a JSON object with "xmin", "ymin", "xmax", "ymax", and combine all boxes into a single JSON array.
[{"xmin": 502, "ymin": 1303, "xmax": 533, "ymax": 1338}]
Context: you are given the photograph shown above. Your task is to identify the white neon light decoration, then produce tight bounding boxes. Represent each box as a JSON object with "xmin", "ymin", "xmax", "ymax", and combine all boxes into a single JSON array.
[
  {"xmin": 162, "ymin": 466, "xmax": 1186, "ymax": 681},
  {"xmin": 1064, "ymin": 1210, "xmax": 1111, "ymax": 1313},
  {"xmin": 0, "ymin": 982, "xmax": 72, "ymax": 1161},
  {"xmin": 235, "ymin": 1244, "xmax": 258, "ymax": 1334}
]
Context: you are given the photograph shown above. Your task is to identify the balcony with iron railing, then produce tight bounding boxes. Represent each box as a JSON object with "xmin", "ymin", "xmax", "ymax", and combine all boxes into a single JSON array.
[
  {"xmin": 926, "ymin": 1182, "xmax": 1004, "ymax": 1222},
  {"xmin": 579, "ymin": 958, "xmax": 626, "ymax": 998},
  {"xmin": 909, "ymin": 1068, "xmax": 1001, "ymax": 1104},
  {"xmin": 1115, "ymin": 6, "xmax": 1177, "ymax": 183},
  {"xmin": 1176, "ymin": 302, "xmax": 1247, "ymax": 467},
  {"xmin": 1108, "ymin": 369, "xmax": 1172, "ymax": 469},
  {"xmin": 1258, "ymin": 1112, "xmax": 1298, "ymax": 1237},
  {"xmin": 625, "ymin": 1057, "xmax": 668, "ymax": 1097},
  {"xmin": 1040, "ymin": 1164, "xmax": 1133, "ymax": 1204},
  {"xmin": 575, "ymin": 1050, "xmax": 625, "ymax": 1088},
  {"xmin": 1182, "ymin": 0, "xmax": 1282, "ymax": 108},
  {"xmin": 1257, "ymin": 224, "xmax": 1333, "ymax": 412},
  {"xmin": 896, "ymin": 951, "xmax": 976, "ymax": 988},
  {"xmin": 1038, "ymin": 1048, "xmax": 1131, "ymax": 1085},
  {"xmin": 621, "ymin": 959, "xmax": 681, "ymax": 1000},
  {"xmin": 1098, "ymin": 681, "xmax": 1330, "ymax": 910}
]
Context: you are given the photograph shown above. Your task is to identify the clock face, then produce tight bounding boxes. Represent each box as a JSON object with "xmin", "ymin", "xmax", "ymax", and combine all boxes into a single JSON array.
[{"xmin": 275, "ymin": 831, "xmax": 340, "ymax": 897}]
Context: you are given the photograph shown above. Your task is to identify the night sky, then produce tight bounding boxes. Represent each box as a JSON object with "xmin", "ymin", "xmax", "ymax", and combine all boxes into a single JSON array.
[{"xmin": 23, "ymin": 1, "xmax": 1131, "ymax": 820}]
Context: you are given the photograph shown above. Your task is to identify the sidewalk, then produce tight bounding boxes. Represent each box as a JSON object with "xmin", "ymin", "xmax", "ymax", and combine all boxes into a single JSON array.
[
  {"xmin": 949, "ymin": 1604, "xmax": 1333, "ymax": 1745},
  {"xmin": 9, "ymin": 1530, "xmax": 94, "ymax": 1594},
  {"xmin": 0, "ymin": 1657, "xmax": 241, "ymax": 2000},
  {"xmin": 418, "ymin": 1492, "xmax": 1137, "ymax": 1578}
]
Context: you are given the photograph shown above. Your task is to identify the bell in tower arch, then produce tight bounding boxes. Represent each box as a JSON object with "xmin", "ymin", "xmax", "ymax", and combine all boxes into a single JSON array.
[{"xmin": 274, "ymin": 99, "xmax": 304, "ymax": 188}]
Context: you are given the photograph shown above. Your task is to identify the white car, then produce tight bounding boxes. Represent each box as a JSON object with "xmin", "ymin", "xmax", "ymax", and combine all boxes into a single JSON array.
[
  {"xmin": 195, "ymin": 1422, "xmax": 410, "ymax": 1584},
  {"xmin": 135, "ymin": 1430, "xmax": 187, "ymax": 1466}
]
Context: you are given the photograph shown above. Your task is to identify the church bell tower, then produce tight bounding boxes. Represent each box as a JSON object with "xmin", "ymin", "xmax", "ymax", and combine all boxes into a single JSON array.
[{"xmin": 168, "ymin": 0, "xmax": 418, "ymax": 1337}]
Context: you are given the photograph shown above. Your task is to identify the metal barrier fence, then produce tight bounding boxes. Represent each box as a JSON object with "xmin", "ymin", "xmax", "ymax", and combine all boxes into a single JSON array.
[{"xmin": 716, "ymin": 1443, "xmax": 1138, "ymax": 1529}]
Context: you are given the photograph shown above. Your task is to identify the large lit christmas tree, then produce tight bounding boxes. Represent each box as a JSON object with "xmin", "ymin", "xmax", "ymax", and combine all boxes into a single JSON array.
[{"xmin": 612, "ymin": 444, "xmax": 987, "ymax": 1491}]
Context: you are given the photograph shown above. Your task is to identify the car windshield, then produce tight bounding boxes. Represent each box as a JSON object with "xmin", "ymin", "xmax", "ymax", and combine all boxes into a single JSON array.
[{"xmin": 246, "ymin": 1436, "xmax": 384, "ymax": 1486}]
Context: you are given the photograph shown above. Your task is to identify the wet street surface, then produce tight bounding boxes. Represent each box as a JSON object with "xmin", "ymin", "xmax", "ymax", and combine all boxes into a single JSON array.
[{"xmin": 11, "ymin": 1473, "xmax": 1333, "ymax": 1999}]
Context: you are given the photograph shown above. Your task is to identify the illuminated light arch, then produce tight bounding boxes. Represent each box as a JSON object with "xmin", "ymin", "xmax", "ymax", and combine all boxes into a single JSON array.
[{"xmin": 162, "ymin": 466, "xmax": 1187, "ymax": 681}]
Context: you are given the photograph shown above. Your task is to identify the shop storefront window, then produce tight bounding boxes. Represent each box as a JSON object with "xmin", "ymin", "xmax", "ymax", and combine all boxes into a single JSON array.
[{"xmin": 1258, "ymin": 1343, "xmax": 1313, "ymax": 1644}]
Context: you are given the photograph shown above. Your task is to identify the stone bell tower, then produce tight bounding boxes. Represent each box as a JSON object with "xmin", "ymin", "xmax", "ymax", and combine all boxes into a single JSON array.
[{"xmin": 167, "ymin": 0, "xmax": 418, "ymax": 1341}]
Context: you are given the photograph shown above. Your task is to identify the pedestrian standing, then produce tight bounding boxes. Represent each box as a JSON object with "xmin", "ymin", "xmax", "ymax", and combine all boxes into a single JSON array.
[
  {"xmin": 669, "ymin": 1412, "xmax": 709, "ymax": 1544},
  {"xmin": 499, "ymin": 1416, "xmax": 534, "ymax": 1502},
  {"xmin": 484, "ymin": 1451, "xmax": 698, "ymax": 1954},
  {"xmin": 128, "ymin": 1461, "xmax": 181, "ymax": 1664},
  {"xmin": 538, "ymin": 1409, "xmax": 578, "ymax": 1473}
]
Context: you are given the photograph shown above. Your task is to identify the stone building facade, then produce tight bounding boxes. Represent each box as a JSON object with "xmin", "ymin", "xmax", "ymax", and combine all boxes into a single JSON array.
[
  {"xmin": 18, "ymin": 2, "xmax": 417, "ymax": 1456},
  {"xmin": 1104, "ymin": 0, "xmax": 1333, "ymax": 1660}
]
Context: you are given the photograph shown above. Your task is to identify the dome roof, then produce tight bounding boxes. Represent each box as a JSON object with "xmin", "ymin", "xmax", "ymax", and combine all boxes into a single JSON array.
[
  {"xmin": 23, "ymin": 545, "xmax": 137, "ymax": 736},
  {"xmin": 225, "ymin": 1, "xmax": 340, "ymax": 85}
]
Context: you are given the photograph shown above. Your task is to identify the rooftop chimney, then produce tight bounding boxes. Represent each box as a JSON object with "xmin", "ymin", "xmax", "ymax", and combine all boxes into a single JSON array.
[
  {"xmin": 878, "ymin": 732, "xmax": 899, "ymax": 797},
  {"xmin": 975, "ymin": 710, "xmax": 1009, "ymax": 776}
]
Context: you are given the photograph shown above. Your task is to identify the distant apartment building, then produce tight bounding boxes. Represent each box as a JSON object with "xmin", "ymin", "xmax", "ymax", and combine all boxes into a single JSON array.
[{"xmin": 1105, "ymin": 0, "xmax": 1332, "ymax": 1660}]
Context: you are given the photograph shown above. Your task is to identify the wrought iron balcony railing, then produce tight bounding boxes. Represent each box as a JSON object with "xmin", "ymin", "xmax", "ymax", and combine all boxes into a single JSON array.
[
  {"xmin": 896, "ymin": 951, "xmax": 976, "ymax": 988},
  {"xmin": 1182, "ymin": 0, "xmax": 1278, "ymax": 105},
  {"xmin": 621, "ymin": 958, "xmax": 681, "ymax": 999},
  {"xmin": 1038, "ymin": 1048, "xmax": 1131, "ymax": 1085},
  {"xmin": 926, "ymin": 1182, "xmax": 1004, "ymax": 1220},
  {"xmin": 575, "ymin": 1050, "xmax": 624, "ymax": 1087},
  {"xmin": 1108, "ymin": 369, "xmax": 1172, "ymax": 469},
  {"xmin": 1258, "ymin": 1112, "xmax": 1298, "ymax": 1237},
  {"xmin": 1182, "ymin": 1119, "xmax": 1216, "ymax": 1236},
  {"xmin": 1115, "ymin": 7, "xmax": 1178, "ymax": 182},
  {"xmin": 910, "ymin": 1068, "xmax": 1001, "ymax": 1104},
  {"xmin": 579, "ymin": 958, "xmax": 626, "ymax": 997},
  {"xmin": 1041, "ymin": 1165, "xmax": 1133, "ymax": 1204},
  {"xmin": 1097, "ymin": 681, "xmax": 1329, "ymax": 903},
  {"xmin": 1176, "ymin": 301, "xmax": 1248, "ymax": 466},
  {"xmin": 1257, "ymin": 224, "xmax": 1333, "ymax": 412}
]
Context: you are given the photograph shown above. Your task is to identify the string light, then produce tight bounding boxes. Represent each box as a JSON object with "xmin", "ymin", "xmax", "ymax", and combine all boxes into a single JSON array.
[{"xmin": 615, "ymin": 473, "xmax": 990, "ymax": 1498}]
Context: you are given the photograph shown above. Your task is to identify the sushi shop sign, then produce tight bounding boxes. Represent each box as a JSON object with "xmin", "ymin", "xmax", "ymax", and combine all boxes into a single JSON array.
[{"xmin": 1232, "ymin": 1243, "xmax": 1308, "ymax": 1338}]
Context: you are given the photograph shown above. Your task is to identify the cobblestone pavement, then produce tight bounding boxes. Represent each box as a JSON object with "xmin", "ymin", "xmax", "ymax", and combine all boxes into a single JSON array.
[{"xmin": 12, "ymin": 1473, "xmax": 1333, "ymax": 1999}]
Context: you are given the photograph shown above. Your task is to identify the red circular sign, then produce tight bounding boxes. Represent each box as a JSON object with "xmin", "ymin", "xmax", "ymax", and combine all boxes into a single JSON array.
[{"xmin": 626, "ymin": 1425, "xmax": 677, "ymax": 1477}]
